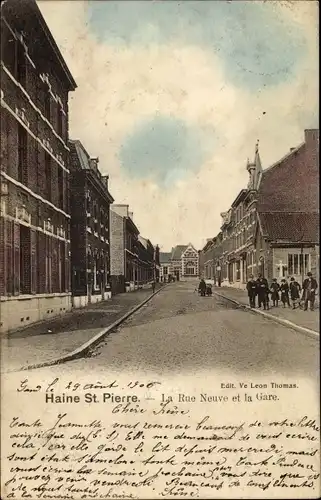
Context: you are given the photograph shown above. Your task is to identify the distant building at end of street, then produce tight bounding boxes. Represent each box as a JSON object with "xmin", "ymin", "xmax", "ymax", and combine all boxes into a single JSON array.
[{"xmin": 160, "ymin": 243, "xmax": 199, "ymax": 281}]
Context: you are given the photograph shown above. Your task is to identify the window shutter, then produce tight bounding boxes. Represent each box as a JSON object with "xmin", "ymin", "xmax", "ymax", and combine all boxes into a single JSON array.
[
  {"xmin": 65, "ymin": 242, "xmax": 70, "ymax": 292},
  {"xmin": 37, "ymin": 232, "xmax": 46, "ymax": 293},
  {"xmin": 0, "ymin": 219, "xmax": 5, "ymax": 296},
  {"xmin": 45, "ymin": 235, "xmax": 52, "ymax": 294},
  {"xmin": 30, "ymin": 229, "xmax": 37, "ymax": 294},
  {"xmin": 52, "ymin": 237, "xmax": 58, "ymax": 292},
  {"xmin": 37, "ymin": 144, "xmax": 46, "ymax": 198},
  {"xmin": 13, "ymin": 222, "xmax": 20, "ymax": 296}
]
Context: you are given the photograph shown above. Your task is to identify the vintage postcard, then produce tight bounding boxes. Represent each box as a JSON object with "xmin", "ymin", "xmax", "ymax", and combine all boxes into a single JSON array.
[{"xmin": 0, "ymin": 0, "xmax": 319, "ymax": 498}]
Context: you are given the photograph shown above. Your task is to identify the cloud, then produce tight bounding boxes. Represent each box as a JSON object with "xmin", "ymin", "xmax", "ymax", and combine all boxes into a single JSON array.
[{"xmin": 38, "ymin": 0, "xmax": 318, "ymax": 250}]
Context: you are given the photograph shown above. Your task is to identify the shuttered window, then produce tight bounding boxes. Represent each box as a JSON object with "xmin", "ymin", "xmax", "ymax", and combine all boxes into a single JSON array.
[
  {"xmin": 5, "ymin": 219, "xmax": 13, "ymax": 295},
  {"xmin": 65, "ymin": 243, "xmax": 70, "ymax": 292},
  {"xmin": 45, "ymin": 153, "xmax": 52, "ymax": 202},
  {"xmin": 59, "ymin": 241, "xmax": 66, "ymax": 292},
  {"xmin": 58, "ymin": 168, "xmax": 64, "ymax": 210},
  {"xmin": 0, "ymin": 219, "xmax": 5, "ymax": 296},
  {"xmin": 37, "ymin": 232, "xmax": 46, "ymax": 293},
  {"xmin": 13, "ymin": 222, "xmax": 20, "ymax": 295},
  {"xmin": 44, "ymin": 89, "xmax": 51, "ymax": 121},
  {"xmin": 18, "ymin": 125, "xmax": 28, "ymax": 185},
  {"xmin": 17, "ymin": 42, "xmax": 26, "ymax": 87},
  {"xmin": 30, "ymin": 229, "xmax": 37, "ymax": 294},
  {"xmin": 19, "ymin": 224, "xmax": 31, "ymax": 294},
  {"xmin": 45, "ymin": 236, "xmax": 52, "ymax": 293},
  {"xmin": 52, "ymin": 238, "xmax": 59, "ymax": 293}
]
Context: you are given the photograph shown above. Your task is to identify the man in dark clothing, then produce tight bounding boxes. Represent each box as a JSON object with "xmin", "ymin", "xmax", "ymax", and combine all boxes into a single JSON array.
[
  {"xmin": 302, "ymin": 272, "xmax": 318, "ymax": 311},
  {"xmin": 256, "ymin": 274, "xmax": 269, "ymax": 310},
  {"xmin": 280, "ymin": 279, "xmax": 290, "ymax": 307},
  {"xmin": 246, "ymin": 275, "xmax": 257, "ymax": 308},
  {"xmin": 198, "ymin": 279, "xmax": 206, "ymax": 297}
]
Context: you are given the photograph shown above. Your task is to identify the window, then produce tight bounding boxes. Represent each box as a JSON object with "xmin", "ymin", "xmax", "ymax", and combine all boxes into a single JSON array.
[
  {"xmin": 59, "ymin": 241, "xmax": 66, "ymax": 292},
  {"xmin": 163, "ymin": 266, "xmax": 168, "ymax": 275},
  {"xmin": 236, "ymin": 261, "xmax": 240, "ymax": 281},
  {"xmin": 57, "ymin": 106, "xmax": 63, "ymax": 137},
  {"xmin": 86, "ymin": 191, "xmax": 91, "ymax": 214},
  {"xmin": 44, "ymin": 89, "xmax": 51, "ymax": 121},
  {"xmin": 45, "ymin": 236, "xmax": 52, "ymax": 293},
  {"xmin": 93, "ymin": 258, "xmax": 99, "ymax": 291},
  {"xmin": 45, "ymin": 153, "xmax": 52, "ymax": 201},
  {"xmin": 20, "ymin": 225, "xmax": 31, "ymax": 294},
  {"xmin": 17, "ymin": 42, "xmax": 26, "ymax": 86},
  {"xmin": 185, "ymin": 261, "xmax": 196, "ymax": 275},
  {"xmin": 18, "ymin": 125, "xmax": 28, "ymax": 184},
  {"xmin": 288, "ymin": 253, "xmax": 310, "ymax": 276},
  {"xmin": 57, "ymin": 168, "xmax": 64, "ymax": 209},
  {"xmin": 3, "ymin": 30, "xmax": 16, "ymax": 77}
]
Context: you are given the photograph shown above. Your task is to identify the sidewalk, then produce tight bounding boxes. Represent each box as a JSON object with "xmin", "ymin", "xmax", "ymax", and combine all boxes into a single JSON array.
[
  {"xmin": 214, "ymin": 286, "xmax": 319, "ymax": 334},
  {"xmin": 1, "ymin": 284, "xmax": 163, "ymax": 373}
]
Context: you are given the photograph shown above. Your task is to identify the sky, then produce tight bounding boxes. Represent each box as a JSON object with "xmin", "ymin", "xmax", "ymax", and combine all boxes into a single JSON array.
[{"xmin": 38, "ymin": 0, "xmax": 318, "ymax": 251}]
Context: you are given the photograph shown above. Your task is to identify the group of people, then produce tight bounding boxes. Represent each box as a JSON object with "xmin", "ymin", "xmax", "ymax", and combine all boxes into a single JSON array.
[
  {"xmin": 246, "ymin": 272, "xmax": 318, "ymax": 311},
  {"xmin": 198, "ymin": 279, "xmax": 213, "ymax": 297}
]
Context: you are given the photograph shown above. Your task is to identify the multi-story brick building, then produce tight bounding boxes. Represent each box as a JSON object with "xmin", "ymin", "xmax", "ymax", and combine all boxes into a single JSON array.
[
  {"xmin": 0, "ymin": 0, "xmax": 76, "ymax": 333},
  {"xmin": 200, "ymin": 129, "xmax": 319, "ymax": 288},
  {"xmin": 69, "ymin": 140, "xmax": 114, "ymax": 307},
  {"xmin": 110, "ymin": 205, "xmax": 157, "ymax": 293}
]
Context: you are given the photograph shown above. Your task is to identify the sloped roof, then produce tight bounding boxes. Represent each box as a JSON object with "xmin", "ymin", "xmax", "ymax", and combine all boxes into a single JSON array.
[
  {"xmin": 259, "ymin": 212, "xmax": 319, "ymax": 243},
  {"xmin": 171, "ymin": 245, "xmax": 188, "ymax": 260},
  {"xmin": 4, "ymin": 0, "xmax": 77, "ymax": 90},
  {"xmin": 159, "ymin": 252, "xmax": 172, "ymax": 264},
  {"xmin": 257, "ymin": 143, "xmax": 319, "ymax": 213},
  {"xmin": 71, "ymin": 140, "xmax": 91, "ymax": 170},
  {"xmin": 138, "ymin": 236, "xmax": 148, "ymax": 248}
]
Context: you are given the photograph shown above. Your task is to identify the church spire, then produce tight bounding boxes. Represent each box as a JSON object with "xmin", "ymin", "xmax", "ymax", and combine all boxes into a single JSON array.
[{"xmin": 247, "ymin": 139, "xmax": 262, "ymax": 190}]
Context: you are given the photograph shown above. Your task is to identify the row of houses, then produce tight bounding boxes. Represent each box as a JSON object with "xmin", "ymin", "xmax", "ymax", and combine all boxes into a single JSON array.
[
  {"xmin": 199, "ymin": 130, "xmax": 319, "ymax": 289},
  {"xmin": 0, "ymin": 0, "xmax": 159, "ymax": 334}
]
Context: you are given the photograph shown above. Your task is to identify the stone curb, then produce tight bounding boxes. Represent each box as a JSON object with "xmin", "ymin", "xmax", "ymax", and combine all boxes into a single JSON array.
[
  {"xmin": 213, "ymin": 291, "xmax": 319, "ymax": 340},
  {"xmin": 8, "ymin": 284, "xmax": 170, "ymax": 373}
]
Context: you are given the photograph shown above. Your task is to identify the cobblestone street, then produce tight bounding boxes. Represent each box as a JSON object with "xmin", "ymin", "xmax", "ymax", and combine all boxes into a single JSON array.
[{"xmin": 22, "ymin": 281, "xmax": 319, "ymax": 382}]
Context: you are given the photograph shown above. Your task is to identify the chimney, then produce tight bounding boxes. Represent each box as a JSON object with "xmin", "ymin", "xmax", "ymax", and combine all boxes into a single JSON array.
[
  {"xmin": 102, "ymin": 175, "xmax": 109, "ymax": 189},
  {"xmin": 90, "ymin": 157, "xmax": 99, "ymax": 171}
]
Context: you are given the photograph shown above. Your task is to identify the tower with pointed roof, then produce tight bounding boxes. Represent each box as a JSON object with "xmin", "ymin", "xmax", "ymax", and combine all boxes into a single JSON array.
[{"xmin": 247, "ymin": 140, "xmax": 262, "ymax": 191}]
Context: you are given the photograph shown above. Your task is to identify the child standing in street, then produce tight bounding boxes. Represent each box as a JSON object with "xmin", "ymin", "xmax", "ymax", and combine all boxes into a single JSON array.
[{"xmin": 289, "ymin": 277, "xmax": 301, "ymax": 309}]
